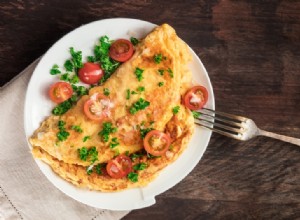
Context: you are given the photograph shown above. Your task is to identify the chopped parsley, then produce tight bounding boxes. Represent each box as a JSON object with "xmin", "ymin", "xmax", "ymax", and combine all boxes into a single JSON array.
[
  {"xmin": 158, "ymin": 69, "xmax": 164, "ymax": 76},
  {"xmin": 154, "ymin": 54, "xmax": 163, "ymax": 64},
  {"xmin": 167, "ymin": 68, "xmax": 174, "ymax": 78},
  {"xmin": 71, "ymin": 125, "xmax": 83, "ymax": 133},
  {"xmin": 126, "ymin": 89, "xmax": 131, "ymax": 100},
  {"xmin": 130, "ymin": 153, "xmax": 144, "ymax": 160},
  {"xmin": 50, "ymin": 64, "xmax": 61, "ymax": 75},
  {"xmin": 147, "ymin": 153, "xmax": 161, "ymax": 159},
  {"xmin": 72, "ymin": 85, "xmax": 88, "ymax": 96},
  {"xmin": 78, "ymin": 146, "xmax": 98, "ymax": 163},
  {"xmin": 131, "ymin": 90, "xmax": 138, "ymax": 95},
  {"xmin": 125, "ymin": 151, "xmax": 130, "ymax": 156},
  {"xmin": 87, "ymin": 56, "xmax": 96, "ymax": 62},
  {"xmin": 137, "ymin": 86, "xmax": 145, "ymax": 92},
  {"xmin": 52, "ymin": 85, "xmax": 87, "ymax": 116},
  {"xmin": 130, "ymin": 37, "xmax": 139, "ymax": 46},
  {"xmin": 134, "ymin": 67, "xmax": 144, "ymax": 81},
  {"xmin": 129, "ymin": 98, "xmax": 150, "ymax": 114},
  {"xmin": 94, "ymin": 36, "xmax": 120, "ymax": 84},
  {"xmin": 98, "ymin": 122, "xmax": 117, "ymax": 142},
  {"xmin": 70, "ymin": 47, "xmax": 83, "ymax": 71},
  {"xmin": 86, "ymin": 165, "xmax": 93, "ymax": 175},
  {"xmin": 172, "ymin": 106, "xmax": 180, "ymax": 114},
  {"xmin": 103, "ymin": 88, "xmax": 110, "ymax": 96},
  {"xmin": 95, "ymin": 163, "xmax": 105, "ymax": 175},
  {"xmin": 52, "ymin": 99, "xmax": 73, "ymax": 115},
  {"xmin": 60, "ymin": 73, "xmax": 79, "ymax": 84},
  {"xmin": 158, "ymin": 82, "xmax": 164, "ymax": 87},
  {"xmin": 109, "ymin": 137, "xmax": 119, "ymax": 149},
  {"xmin": 83, "ymin": 136, "xmax": 91, "ymax": 142},
  {"xmin": 64, "ymin": 60, "xmax": 74, "ymax": 72},
  {"xmin": 57, "ymin": 120, "xmax": 70, "ymax": 142},
  {"xmin": 133, "ymin": 163, "xmax": 147, "ymax": 171},
  {"xmin": 140, "ymin": 127, "xmax": 154, "ymax": 139},
  {"xmin": 127, "ymin": 172, "xmax": 138, "ymax": 183},
  {"xmin": 192, "ymin": 110, "xmax": 201, "ymax": 118}
]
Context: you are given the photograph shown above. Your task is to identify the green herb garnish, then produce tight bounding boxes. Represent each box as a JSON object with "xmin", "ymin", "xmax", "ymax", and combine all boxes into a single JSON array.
[
  {"xmin": 83, "ymin": 136, "xmax": 91, "ymax": 142},
  {"xmin": 126, "ymin": 89, "xmax": 130, "ymax": 100},
  {"xmin": 129, "ymin": 98, "xmax": 150, "ymax": 114},
  {"xmin": 78, "ymin": 146, "xmax": 98, "ymax": 163},
  {"xmin": 71, "ymin": 125, "xmax": 83, "ymax": 133},
  {"xmin": 154, "ymin": 54, "xmax": 163, "ymax": 64},
  {"xmin": 137, "ymin": 86, "xmax": 145, "ymax": 92},
  {"xmin": 50, "ymin": 64, "xmax": 61, "ymax": 75},
  {"xmin": 134, "ymin": 67, "xmax": 144, "ymax": 81},
  {"xmin": 133, "ymin": 163, "xmax": 147, "ymax": 171},
  {"xmin": 140, "ymin": 127, "xmax": 154, "ymax": 139},
  {"xmin": 98, "ymin": 122, "xmax": 117, "ymax": 142},
  {"xmin": 172, "ymin": 106, "xmax": 180, "ymax": 114},
  {"xmin": 167, "ymin": 68, "xmax": 174, "ymax": 78},
  {"xmin": 109, "ymin": 137, "xmax": 119, "ymax": 149},
  {"xmin": 64, "ymin": 60, "xmax": 74, "ymax": 72},
  {"xmin": 130, "ymin": 153, "xmax": 144, "ymax": 160},
  {"xmin": 103, "ymin": 88, "xmax": 110, "ymax": 96},
  {"xmin": 127, "ymin": 172, "xmax": 138, "ymax": 183},
  {"xmin": 130, "ymin": 37, "xmax": 139, "ymax": 46},
  {"xmin": 87, "ymin": 56, "xmax": 96, "ymax": 62},
  {"xmin": 70, "ymin": 47, "xmax": 83, "ymax": 70},
  {"xmin": 94, "ymin": 36, "xmax": 120, "ymax": 84},
  {"xmin": 158, "ymin": 69, "xmax": 164, "ymax": 76},
  {"xmin": 86, "ymin": 166, "xmax": 93, "ymax": 175},
  {"xmin": 52, "ymin": 99, "xmax": 73, "ymax": 115},
  {"xmin": 158, "ymin": 82, "xmax": 164, "ymax": 87},
  {"xmin": 192, "ymin": 110, "xmax": 201, "ymax": 118},
  {"xmin": 57, "ymin": 120, "xmax": 70, "ymax": 142},
  {"xmin": 95, "ymin": 163, "xmax": 105, "ymax": 175}
]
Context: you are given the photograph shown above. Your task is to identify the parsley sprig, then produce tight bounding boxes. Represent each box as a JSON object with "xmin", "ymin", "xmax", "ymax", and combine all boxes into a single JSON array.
[
  {"xmin": 78, "ymin": 146, "xmax": 98, "ymax": 163},
  {"xmin": 172, "ymin": 106, "xmax": 180, "ymax": 114},
  {"xmin": 129, "ymin": 98, "xmax": 150, "ymax": 114},
  {"xmin": 135, "ymin": 67, "xmax": 144, "ymax": 81},
  {"xmin": 98, "ymin": 122, "xmax": 117, "ymax": 142},
  {"xmin": 57, "ymin": 120, "xmax": 70, "ymax": 142}
]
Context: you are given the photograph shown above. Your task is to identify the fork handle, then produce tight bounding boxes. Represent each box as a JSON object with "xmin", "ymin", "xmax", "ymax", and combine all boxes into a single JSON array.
[{"xmin": 259, "ymin": 129, "xmax": 300, "ymax": 146}]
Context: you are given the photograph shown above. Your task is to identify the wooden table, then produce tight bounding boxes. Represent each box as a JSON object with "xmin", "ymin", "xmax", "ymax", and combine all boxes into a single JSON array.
[{"xmin": 1, "ymin": 0, "xmax": 299, "ymax": 219}]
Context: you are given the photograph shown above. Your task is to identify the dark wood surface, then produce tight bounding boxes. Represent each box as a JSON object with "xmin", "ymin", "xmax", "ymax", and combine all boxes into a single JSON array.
[{"xmin": 1, "ymin": 0, "xmax": 300, "ymax": 219}]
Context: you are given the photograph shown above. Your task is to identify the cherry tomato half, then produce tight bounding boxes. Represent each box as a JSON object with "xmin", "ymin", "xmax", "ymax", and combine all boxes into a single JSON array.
[
  {"xmin": 109, "ymin": 39, "xmax": 134, "ymax": 62},
  {"xmin": 83, "ymin": 93, "xmax": 111, "ymax": 121},
  {"xmin": 78, "ymin": 62, "xmax": 104, "ymax": 84},
  {"xmin": 144, "ymin": 130, "xmax": 171, "ymax": 156},
  {"xmin": 106, "ymin": 155, "xmax": 132, "ymax": 179},
  {"xmin": 183, "ymin": 86, "xmax": 208, "ymax": 110},
  {"xmin": 48, "ymin": 82, "xmax": 73, "ymax": 104}
]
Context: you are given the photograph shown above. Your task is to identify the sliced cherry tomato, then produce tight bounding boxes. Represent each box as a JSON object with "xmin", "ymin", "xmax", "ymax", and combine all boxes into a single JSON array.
[
  {"xmin": 78, "ymin": 62, "xmax": 104, "ymax": 84},
  {"xmin": 144, "ymin": 130, "xmax": 171, "ymax": 156},
  {"xmin": 83, "ymin": 93, "xmax": 111, "ymax": 121},
  {"xmin": 48, "ymin": 82, "xmax": 73, "ymax": 104},
  {"xmin": 106, "ymin": 155, "xmax": 132, "ymax": 179},
  {"xmin": 109, "ymin": 39, "xmax": 134, "ymax": 62},
  {"xmin": 183, "ymin": 86, "xmax": 208, "ymax": 110}
]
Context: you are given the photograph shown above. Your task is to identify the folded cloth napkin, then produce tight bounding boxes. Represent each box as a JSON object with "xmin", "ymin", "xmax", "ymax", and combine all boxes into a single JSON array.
[{"xmin": 0, "ymin": 59, "xmax": 130, "ymax": 220}]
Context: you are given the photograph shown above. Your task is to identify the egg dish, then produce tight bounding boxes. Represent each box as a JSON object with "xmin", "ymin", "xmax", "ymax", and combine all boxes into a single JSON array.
[{"xmin": 30, "ymin": 24, "xmax": 200, "ymax": 191}]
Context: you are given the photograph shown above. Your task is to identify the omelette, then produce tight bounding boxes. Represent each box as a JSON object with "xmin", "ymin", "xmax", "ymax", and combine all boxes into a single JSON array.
[{"xmin": 30, "ymin": 24, "xmax": 195, "ymax": 191}]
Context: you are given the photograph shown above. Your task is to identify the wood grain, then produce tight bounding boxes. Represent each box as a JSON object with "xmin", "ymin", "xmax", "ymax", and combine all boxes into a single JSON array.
[{"xmin": 1, "ymin": 0, "xmax": 299, "ymax": 219}]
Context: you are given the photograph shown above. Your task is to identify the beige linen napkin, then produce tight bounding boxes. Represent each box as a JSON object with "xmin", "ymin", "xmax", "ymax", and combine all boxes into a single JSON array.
[{"xmin": 0, "ymin": 59, "xmax": 130, "ymax": 220}]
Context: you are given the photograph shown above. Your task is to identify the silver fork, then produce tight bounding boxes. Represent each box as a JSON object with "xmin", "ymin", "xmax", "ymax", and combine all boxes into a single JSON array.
[{"xmin": 195, "ymin": 108, "xmax": 300, "ymax": 146}]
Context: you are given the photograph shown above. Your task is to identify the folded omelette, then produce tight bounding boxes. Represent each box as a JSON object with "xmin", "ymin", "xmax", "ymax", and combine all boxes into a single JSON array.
[{"xmin": 30, "ymin": 24, "xmax": 195, "ymax": 191}]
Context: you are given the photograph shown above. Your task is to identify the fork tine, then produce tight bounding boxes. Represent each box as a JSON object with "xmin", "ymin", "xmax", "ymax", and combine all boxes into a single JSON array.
[
  {"xmin": 195, "ymin": 121, "xmax": 239, "ymax": 139},
  {"xmin": 202, "ymin": 108, "xmax": 247, "ymax": 122},
  {"xmin": 199, "ymin": 111, "xmax": 242, "ymax": 128},
  {"xmin": 195, "ymin": 118, "xmax": 242, "ymax": 133}
]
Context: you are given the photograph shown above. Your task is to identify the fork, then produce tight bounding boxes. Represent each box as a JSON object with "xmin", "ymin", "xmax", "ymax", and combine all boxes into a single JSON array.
[{"xmin": 194, "ymin": 108, "xmax": 300, "ymax": 146}]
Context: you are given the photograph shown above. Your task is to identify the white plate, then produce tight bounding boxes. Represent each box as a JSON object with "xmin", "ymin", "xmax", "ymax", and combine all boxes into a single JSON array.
[{"xmin": 24, "ymin": 18, "xmax": 215, "ymax": 211}]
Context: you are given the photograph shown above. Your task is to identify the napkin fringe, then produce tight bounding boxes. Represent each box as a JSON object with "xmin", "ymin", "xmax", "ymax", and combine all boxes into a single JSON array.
[{"xmin": 0, "ymin": 185, "xmax": 24, "ymax": 219}]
